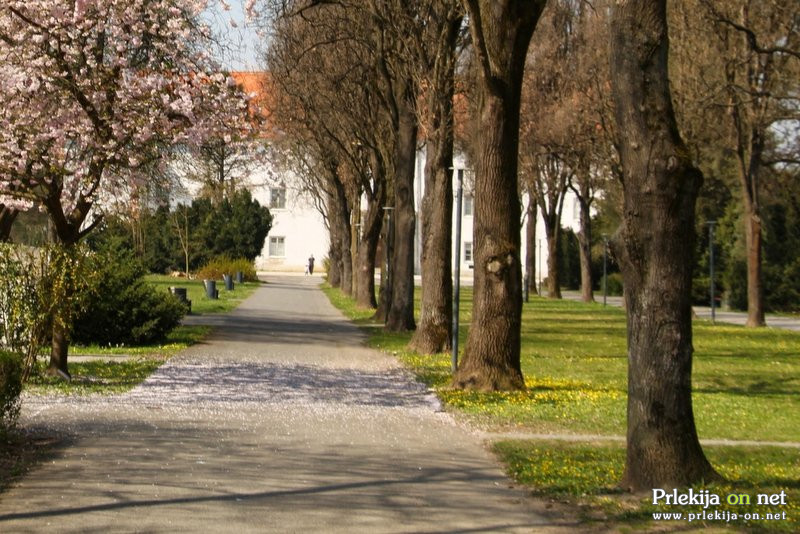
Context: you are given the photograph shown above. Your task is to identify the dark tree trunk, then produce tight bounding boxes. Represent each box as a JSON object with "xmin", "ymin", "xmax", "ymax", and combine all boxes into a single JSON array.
[
  {"xmin": 0, "ymin": 205, "xmax": 19, "ymax": 242},
  {"xmin": 452, "ymin": 1, "xmax": 545, "ymax": 391},
  {"xmin": 350, "ymin": 205, "xmax": 360, "ymax": 296},
  {"xmin": 545, "ymin": 224, "xmax": 562, "ymax": 299},
  {"xmin": 327, "ymin": 239, "xmax": 342, "ymax": 288},
  {"xmin": 609, "ymin": 0, "xmax": 720, "ymax": 491},
  {"xmin": 409, "ymin": 12, "xmax": 460, "ymax": 353},
  {"xmin": 48, "ymin": 322, "xmax": 71, "ymax": 379},
  {"xmin": 536, "ymin": 157, "xmax": 569, "ymax": 300},
  {"xmin": 524, "ymin": 195, "xmax": 538, "ymax": 296},
  {"xmin": 576, "ymin": 183, "xmax": 594, "ymax": 303},
  {"xmin": 355, "ymin": 177, "xmax": 386, "ymax": 309},
  {"xmin": 42, "ymin": 177, "xmax": 96, "ymax": 380},
  {"xmin": 374, "ymin": 207, "xmax": 393, "ymax": 323},
  {"xmin": 743, "ymin": 191, "xmax": 765, "ymax": 327},
  {"xmin": 386, "ymin": 79, "xmax": 417, "ymax": 332},
  {"xmin": 325, "ymin": 177, "xmax": 352, "ymax": 292}
]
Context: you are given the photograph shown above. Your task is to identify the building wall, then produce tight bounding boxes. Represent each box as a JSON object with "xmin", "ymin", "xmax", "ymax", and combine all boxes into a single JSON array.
[
  {"xmin": 250, "ymin": 170, "xmax": 329, "ymax": 273},
  {"xmin": 412, "ymin": 147, "xmax": 583, "ymax": 286}
]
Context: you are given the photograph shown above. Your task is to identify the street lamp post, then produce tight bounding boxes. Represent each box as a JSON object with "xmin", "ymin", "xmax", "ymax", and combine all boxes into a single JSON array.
[
  {"xmin": 452, "ymin": 168, "xmax": 464, "ymax": 374},
  {"xmin": 707, "ymin": 221, "xmax": 716, "ymax": 324},
  {"xmin": 602, "ymin": 234, "xmax": 609, "ymax": 307}
]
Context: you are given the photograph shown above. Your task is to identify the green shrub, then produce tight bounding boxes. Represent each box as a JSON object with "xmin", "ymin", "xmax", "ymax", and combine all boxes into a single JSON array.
[
  {"xmin": 72, "ymin": 240, "xmax": 186, "ymax": 346},
  {"xmin": 601, "ymin": 272, "xmax": 624, "ymax": 296},
  {"xmin": 0, "ymin": 351, "xmax": 22, "ymax": 436},
  {"xmin": 196, "ymin": 256, "xmax": 258, "ymax": 282}
]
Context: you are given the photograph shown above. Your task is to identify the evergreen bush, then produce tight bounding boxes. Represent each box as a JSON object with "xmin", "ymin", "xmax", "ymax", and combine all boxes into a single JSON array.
[
  {"xmin": 72, "ymin": 240, "xmax": 186, "ymax": 346},
  {"xmin": 0, "ymin": 351, "xmax": 22, "ymax": 437}
]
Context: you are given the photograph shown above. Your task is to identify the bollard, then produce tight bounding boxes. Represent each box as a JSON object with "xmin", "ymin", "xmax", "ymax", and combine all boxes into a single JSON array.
[
  {"xmin": 204, "ymin": 279, "xmax": 218, "ymax": 299},
  {"xmin": 223, "ymin": 274, "xmax": 234, "ymax": 291}
]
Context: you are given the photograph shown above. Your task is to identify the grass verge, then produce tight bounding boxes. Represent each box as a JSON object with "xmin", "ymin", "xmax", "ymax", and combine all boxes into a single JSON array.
[
  {"xmin": 145, "ymin": 275, "xmax": 261, "ymax": 315},
  {"xmin": 494, "ymin": 440, "xmax": 799, "ymax": 533},
  {"xmin": 27, "ymin": 325, "xmax": 210, "ymax": 395},
  {"xmin": 321, "ymin": 282, "xmax": 800, "ymax": 532},
  {"xmin": 29, "ymin": 276, "xmax": 260, "ymax": 395}
]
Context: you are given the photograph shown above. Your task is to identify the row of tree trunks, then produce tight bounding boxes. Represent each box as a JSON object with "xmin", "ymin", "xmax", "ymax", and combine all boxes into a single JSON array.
[{"xmin": 609, "ymin": 0, "xmax": 719, "ymax": 491}]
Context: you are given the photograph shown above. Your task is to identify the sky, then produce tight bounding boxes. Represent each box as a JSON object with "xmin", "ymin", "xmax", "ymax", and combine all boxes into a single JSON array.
[{"xmin": 204, "ymin": 1, "xmax": 264, "ymax": 72}]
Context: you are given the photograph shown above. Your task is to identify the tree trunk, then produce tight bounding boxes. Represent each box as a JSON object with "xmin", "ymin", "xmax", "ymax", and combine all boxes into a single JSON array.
[
  {"xmin": 47, "ymin": 321, "xmax": 71, "ymax": 379},
  {"xmin": 577, "ymin": 195, "xmax": 594, "ymax": 303},
  {"xmin": 524, "ymin": 195, "xmax": 538, "ymax": 297},
  {"xmin": 327, "ymin": 239, "xmax": 342, "ymax": 288},
  {"xmin": 452, "ymin": 1, "xmax": 545, "ymax": 391},
  {"xmin": 409, "ymin": 13, "xmax": 459, "ymax": 353},
  {"xmin": 545, "ymin": 225, "xmax": 562, "ymax": 299},
  {"xmin": 743, "ymin": 188, "xmax": 765, "ymax": 327},
  {"xmin": 386, "ymin": 79, "xmax": 417, "ymax": 332},
  {"xmin": 373, "ymin": 207, "xmax": 393, "ymax": 323},
  {"xmin": 409, "ymin": 143, "xmax": 454, "ymax": 353},
  {"xmin": 355, "ymin": 179, "xmax": 386, "ymax": 309},
  {"xmin": 610, "ymin": 0, "xmax": 719, "ymax": 491},
  {"xmin": 350, "ymin": 205, "xmax": 361, "ymax": 296},
  {"xmin": 0, "ymin": 205, "xmax": 19, "ymax": 242}
]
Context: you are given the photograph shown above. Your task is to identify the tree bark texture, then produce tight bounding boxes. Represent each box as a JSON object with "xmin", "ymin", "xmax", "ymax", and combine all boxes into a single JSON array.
[
  {"xmin": 326, "ymin": 178, "xmax": 352, "ymax": 293},
  {"xmin": 373, "ymin": 207, "xmax": 393, "ymax": 323},
  {"xmin": 409, "ymin": 140, "xmax": 454, "ymax": 352},
  {"xmin": 0, "ymin": 205, "xmax": 19, "ymax": 242},
  {"xmin": 355, "ymin": 177, "xmax": 386, "ymax": 309},
  {"xmin": 545, "ymin": 224, "xmax": 562, "ymax": 299},
  {"xmin": 453, "ymin": 0, "xmax": 545, "ymax": 391},
  {"xmin": 610, "ymin": 0, "xmax": 719, "ymax": 491},
  {"xmin": 43, "ymin": 180, "xmax": 89, "ymax": 379},
  {"xmin": 743, "ymin": 188, "xmax": 765, "ymax": 327},
  {"xmin": 576, "ymin": 183, "xmax": 594, "ymax": 302},
  {"xmin": 524, "ymin": 197, "xmax": 538, "ymax": 296},
  {"xmin": 386, "ymin": 80, "xmax": 418, "ymax": 332},
  {"xmin": 409, "ymin": 12, "xmax": 460, "ymax": 353}
]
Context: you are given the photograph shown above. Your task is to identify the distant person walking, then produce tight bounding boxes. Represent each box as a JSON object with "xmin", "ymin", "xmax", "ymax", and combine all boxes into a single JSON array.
[{"xmin": 307, "ymin": 254, "xmax": 315, "ymax": 276}]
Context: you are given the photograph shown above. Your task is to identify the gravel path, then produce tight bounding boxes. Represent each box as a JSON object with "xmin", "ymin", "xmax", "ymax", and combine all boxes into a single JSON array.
[{"xmin": 0, "ymin": 276, "xmax": 570, "ymax": 533}]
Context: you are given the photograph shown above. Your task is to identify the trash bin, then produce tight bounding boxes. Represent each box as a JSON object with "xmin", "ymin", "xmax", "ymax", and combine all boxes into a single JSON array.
[
  {"xmin": 204, "ymin": 279, "xmax": 218, "ymax": 299},
  {"xmin": 235, "ymin": 271, "xmax": 243, "ymax": 284},
  {"xmin": 223, "ymin": 274, "xmax": 234, "ymax": 291},
  {"xmin": 169, "ymin": 286, "xmax": 192, "ymax": 313}
]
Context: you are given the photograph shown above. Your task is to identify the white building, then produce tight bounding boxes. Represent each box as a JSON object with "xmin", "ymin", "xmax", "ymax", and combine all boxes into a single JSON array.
[
  {"xmin": 250, "ymin": 143, "xmax": 582, "ymax": 282},
  {"xmin": 251, "ymin": 175, "xmax": 328, "ymax": 272}
]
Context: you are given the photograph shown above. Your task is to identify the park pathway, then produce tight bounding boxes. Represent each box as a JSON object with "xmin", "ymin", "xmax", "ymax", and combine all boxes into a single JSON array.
[{"xmin": 0, "ymin": 276, "xmax": 570, "ymax": 533}]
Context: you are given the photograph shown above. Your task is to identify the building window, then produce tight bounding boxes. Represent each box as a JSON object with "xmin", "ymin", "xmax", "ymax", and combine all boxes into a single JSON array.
[
  {"xmin": 463, "ymin": 195, "xmax": 474, "ymax": 216},
  {"xmin": 269, "ymin": 236, "xmax": 285, "ymax": 257},
  {"xmin": 464, "ymin": 242, "xmax": 473, "ymax": 263},
  {"xmin": 270, "ymin": 187, "xmax": 286, "ymax": 209}
]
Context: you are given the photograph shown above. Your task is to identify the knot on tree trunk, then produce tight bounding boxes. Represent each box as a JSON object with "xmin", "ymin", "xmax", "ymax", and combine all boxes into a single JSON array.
[{"xmin": 486, "ymin": 252, "xmax": 515, "ymax": 276}]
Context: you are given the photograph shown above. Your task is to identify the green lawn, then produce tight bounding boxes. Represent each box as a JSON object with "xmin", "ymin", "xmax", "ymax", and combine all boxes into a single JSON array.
[
  {"xmin": 145, "ymin": 275, "xmax": 260, "ymax": 315},
  {"xmin": 322, "ymin": 283, "xmax": 800, "ymax": 532},
  {"xmin": 30, "ymin": 276, "xmax": 260, "ymax": 395}
]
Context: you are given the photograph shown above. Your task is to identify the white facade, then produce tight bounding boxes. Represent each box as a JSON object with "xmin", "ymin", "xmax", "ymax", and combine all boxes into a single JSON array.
[
  {"xmin": 412, "ymin": 147, "xmax": 582, "ymax": 286},
  {"xmin": 250, "ymin": 171, "xmax": 329, "ymax": 273},
  {"xmin": 238, "ymin": 145, "xmax": 583, "ymax": 279}
]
